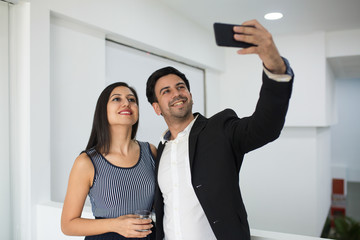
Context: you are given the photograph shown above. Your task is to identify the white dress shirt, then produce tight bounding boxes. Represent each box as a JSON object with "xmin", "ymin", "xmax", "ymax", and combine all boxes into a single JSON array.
[{"xmin": 158, "ymin": 116, "xmax": 217, "ymax": 240}]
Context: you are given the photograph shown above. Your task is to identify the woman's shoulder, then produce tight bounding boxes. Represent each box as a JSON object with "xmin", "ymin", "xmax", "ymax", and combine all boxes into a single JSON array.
[
  {"xmin": 137, "ymin": 141, "xmax": 157, "ymax": 159},
  {"xmin": 149, "ymin": 143, "xmax": 157, "ymax": 159},
  {"xmin": 67, "ymin": 152, "xmax": 94, "ymax": 187},
  {"xmin": 73, "ymin": 152, "xmax": 94, "ymax": 172}
]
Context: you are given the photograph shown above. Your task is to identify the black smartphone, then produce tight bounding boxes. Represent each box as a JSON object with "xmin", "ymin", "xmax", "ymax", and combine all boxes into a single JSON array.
[{"xmin": 213, "ymin": 22, "xmax": 256, "ymax": 48}]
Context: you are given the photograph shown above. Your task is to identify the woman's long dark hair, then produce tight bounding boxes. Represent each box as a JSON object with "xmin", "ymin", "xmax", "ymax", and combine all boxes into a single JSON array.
[{"xmin": 85, "ymin": 82, "xmax": 139, "ymax": 154}]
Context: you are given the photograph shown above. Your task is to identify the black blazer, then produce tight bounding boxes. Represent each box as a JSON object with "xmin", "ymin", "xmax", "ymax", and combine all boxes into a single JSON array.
[{"xmin": 154, "ymin": 72, "xmax": 293, "ymax": 240}]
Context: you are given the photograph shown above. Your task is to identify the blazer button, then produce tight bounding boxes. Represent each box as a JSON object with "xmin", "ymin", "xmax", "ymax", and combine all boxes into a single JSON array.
[
  {"xmin": 195, "ymin": 184, "xmax": 202, "ymax": 188},
  {"xmin": 213, "ymin": 220, "xmax": 220, "ymax": 224}
]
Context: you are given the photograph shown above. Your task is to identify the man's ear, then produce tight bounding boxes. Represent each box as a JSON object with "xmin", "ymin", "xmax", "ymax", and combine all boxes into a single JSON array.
[{"xmin": 152, "ymin": 102, "xmax": 162, "ymax": 116}]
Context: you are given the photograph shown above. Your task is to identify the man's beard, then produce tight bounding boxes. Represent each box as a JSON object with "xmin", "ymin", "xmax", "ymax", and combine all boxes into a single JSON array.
[
  {"xmin": 165, "ymin": 97, "xmax": 193, "ymax": 120},
  {"xmin": 170, "ymin": 100, "xmax": 193, "ymax": 119}
]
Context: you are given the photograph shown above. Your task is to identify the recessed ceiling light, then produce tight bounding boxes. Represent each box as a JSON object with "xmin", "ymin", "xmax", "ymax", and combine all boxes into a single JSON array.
[{"xmin": 264, "ymin": 12, "xmax": 283, "ymax": 20}]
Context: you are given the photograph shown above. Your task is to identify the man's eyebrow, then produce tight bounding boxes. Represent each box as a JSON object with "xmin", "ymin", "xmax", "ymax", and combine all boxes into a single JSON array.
[
  {"xmin": 159, "ymin": 86, "xmax": 170, "ymax": 95},
  {"xmin": 159, "ymin": 81, "xmax": 186, "ymax": 95},
  {"xmin": 176, "ymin": 82, "xmax": 186, "ymax": 87}
]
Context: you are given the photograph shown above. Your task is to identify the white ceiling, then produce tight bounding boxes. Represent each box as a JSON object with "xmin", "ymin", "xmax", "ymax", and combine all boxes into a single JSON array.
[{"xmin": 159, "ymin": 0, "xmax": 360, "ymax": 79}]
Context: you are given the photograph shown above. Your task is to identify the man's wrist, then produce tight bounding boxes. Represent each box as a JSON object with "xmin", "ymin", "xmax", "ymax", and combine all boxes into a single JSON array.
[{"xmin": 263, "ymin": 57, "xmax": 293, "ymax": 82}]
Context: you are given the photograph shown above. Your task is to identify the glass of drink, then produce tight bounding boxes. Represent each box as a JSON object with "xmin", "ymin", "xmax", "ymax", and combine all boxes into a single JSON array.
[{"xmin": 135, "ymin": 210, "xmax": 151, "ymax": 232}]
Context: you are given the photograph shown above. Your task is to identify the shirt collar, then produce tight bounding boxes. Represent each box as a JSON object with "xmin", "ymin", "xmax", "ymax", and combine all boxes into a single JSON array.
[{"xmin": 160, "ymin": 115, "xmax": 199, "ymax": 144}]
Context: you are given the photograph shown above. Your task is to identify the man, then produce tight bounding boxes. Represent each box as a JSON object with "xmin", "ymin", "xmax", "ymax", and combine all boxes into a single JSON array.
[{"xmin": 146, "ymin": 19, "xmax": 294, "ymax": 240}]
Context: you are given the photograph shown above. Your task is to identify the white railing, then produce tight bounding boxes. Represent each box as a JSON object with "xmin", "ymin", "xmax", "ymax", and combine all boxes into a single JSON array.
[
  {"xmin": 36, "ymin": 202, "xmax": 329, "ymax": 240},
  {"xmin": 251, "ymin": 228, "xmax": 329, "ymax": 240}
]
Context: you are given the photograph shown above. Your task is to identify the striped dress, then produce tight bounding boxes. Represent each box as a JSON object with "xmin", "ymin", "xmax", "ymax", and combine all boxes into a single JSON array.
[{"xmin": 84, "ymin": 141, "xmax": 155, "ymax": 240}]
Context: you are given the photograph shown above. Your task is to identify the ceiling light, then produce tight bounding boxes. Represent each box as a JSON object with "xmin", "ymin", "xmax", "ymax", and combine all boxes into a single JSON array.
[{"xmin": 264, "ymin": 12, "xmax": 283, "ymax": 20}]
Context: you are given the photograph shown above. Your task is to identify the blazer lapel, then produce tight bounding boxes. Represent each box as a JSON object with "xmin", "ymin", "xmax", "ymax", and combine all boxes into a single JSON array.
[
  {"xmin": 155, "ymin": 142, "xmax": 166, "ymax": 177},
  {"xmin": 188, "ymin": 113, "xmax": 206, "ymax": 171}
]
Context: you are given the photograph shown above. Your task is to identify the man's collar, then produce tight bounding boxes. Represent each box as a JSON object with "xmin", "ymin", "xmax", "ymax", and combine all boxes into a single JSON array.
[{"xmin": 160, "ymin": 114, "xmax": 199, "ymax": 144}]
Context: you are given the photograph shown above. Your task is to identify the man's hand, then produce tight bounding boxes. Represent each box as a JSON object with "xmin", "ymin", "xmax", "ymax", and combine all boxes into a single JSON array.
[{"xmin": 233, "ymin": 19, "xmax": 286, "ymax": 74}]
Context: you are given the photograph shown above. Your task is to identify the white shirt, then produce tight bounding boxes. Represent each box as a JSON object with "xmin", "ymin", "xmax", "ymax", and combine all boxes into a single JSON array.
[{"xmin": 158, "ymin": 116, "xmax": 217, "ymax": 240}]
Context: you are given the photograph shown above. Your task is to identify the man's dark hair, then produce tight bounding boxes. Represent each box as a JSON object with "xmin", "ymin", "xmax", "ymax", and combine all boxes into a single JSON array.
[
  {"xmin": 146, "ymin": 66, "xmax": 190, "ymax": 104},
  {"xmin": 86, "ymin": 82, "xmax": 139, "ymax": 154}
]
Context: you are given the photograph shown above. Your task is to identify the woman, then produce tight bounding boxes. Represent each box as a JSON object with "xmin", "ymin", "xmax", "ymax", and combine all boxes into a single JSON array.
[{"xmin": 61, "ymin": 82, "xmax": 156, "ymax": 239}]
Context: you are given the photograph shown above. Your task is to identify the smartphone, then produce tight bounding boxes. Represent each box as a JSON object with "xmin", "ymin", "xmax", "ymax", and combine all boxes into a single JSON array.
[{"xmin": 213, "ymin": 22, "xmax": 256, "ymax": 48}]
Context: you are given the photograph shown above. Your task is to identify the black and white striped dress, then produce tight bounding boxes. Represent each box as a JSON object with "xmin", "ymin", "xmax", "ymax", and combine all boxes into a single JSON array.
[{"xmin": 84, "ymin": 141, "xmax": 155, "ymax": 240}]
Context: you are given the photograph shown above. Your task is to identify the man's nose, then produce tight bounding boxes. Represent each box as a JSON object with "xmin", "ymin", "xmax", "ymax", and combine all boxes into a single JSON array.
[{"xmin": 173, "ymin": 88, "xmax": 182, "ymax": 98}]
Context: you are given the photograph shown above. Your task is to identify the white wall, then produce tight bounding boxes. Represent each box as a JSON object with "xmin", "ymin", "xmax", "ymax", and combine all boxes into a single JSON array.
[
  {"xmin": 50, "ymin": 15, "xmax": 107, "ymax": 203},
  {"xmin": 331, "ymin": 78, "xmax": 360, "ymax": 182},
  {"xmin": 9, "ymin": 2, "xmax": 33, "ymax": 239},
  {"xmin": 326, "ymin": 29, "xmax": 360, "ymax": 57},
  {"xmin": 0, "ymin": 2, "xmax": 11, "ymax": 239},
  {"xmin": 37, "ymin": 202, "xmax": 92, "ymax": 240},
  {"xmin": 240, "ymin": 127, "xmax": 331, "ymax": 236},
  {"xmin": 326, "ymin": 29, "xmax": 360, "ymax": 182}
]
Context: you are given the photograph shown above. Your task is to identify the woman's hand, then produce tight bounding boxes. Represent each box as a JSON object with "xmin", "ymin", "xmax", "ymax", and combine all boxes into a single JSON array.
[{"xmin": 110, "ymin": 214, "xmax": 153, "ymax": 238}]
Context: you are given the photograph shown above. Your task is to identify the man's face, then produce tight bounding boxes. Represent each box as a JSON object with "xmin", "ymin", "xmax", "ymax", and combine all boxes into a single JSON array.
[{"xmin": 152, "ymin": 74, "xmax": 193, "ymax": 121}]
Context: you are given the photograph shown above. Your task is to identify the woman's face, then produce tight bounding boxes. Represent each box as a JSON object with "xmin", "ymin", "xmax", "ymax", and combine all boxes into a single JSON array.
[{"xmin": 107, "ymin": 86, "xmax": 139, "ymax": 127}]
